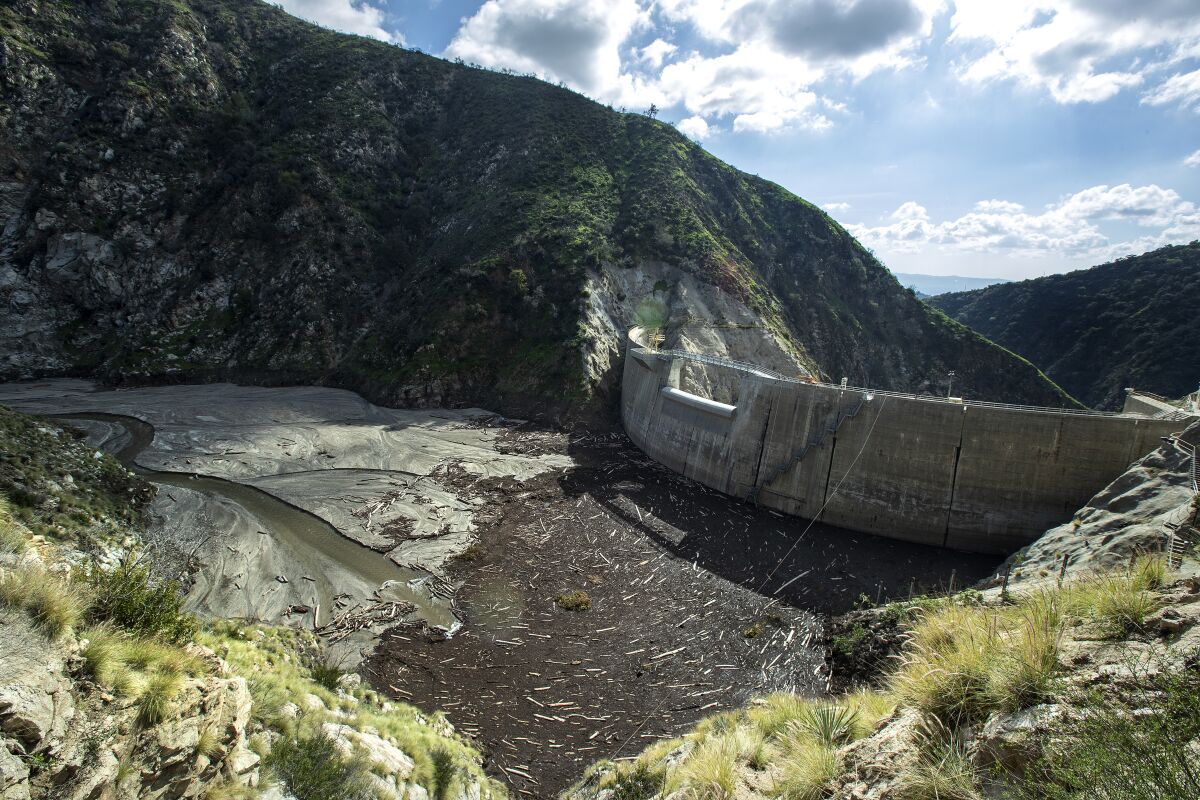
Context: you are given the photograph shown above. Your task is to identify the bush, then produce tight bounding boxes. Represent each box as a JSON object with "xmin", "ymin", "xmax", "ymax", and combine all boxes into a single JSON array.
[
  {"xmin": 268, "ymin": 730, "xmax": 376, "ymax": 800},
  {"xmin": 82, "ymin": 556, "xmax": 196, "ymax": 643},
  {"xmin": 671, "ymin": 736, "xmax": 738, "ymax": 800},
  {"xmin": 555, "ymin": 590, "xmax": 591, "ymax": 612},
  {"xmin": 304, "ymin": 652, "xmax": 345, "ymax": 692},
  {"xmin": 0, "ymin": 565, "xmax": 87, "ymax": 640},
  {"xmin": 1022, "ymin": 670, "xmax": 1200, "ymax": 800},
  {"xmin": 891, "ymin": 592, "xmax": 1064, "ymax": 725}
]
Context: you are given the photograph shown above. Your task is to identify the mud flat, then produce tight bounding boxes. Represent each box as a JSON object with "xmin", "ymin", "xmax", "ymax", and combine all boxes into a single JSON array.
[
  {"xmin": 367, "ymin": 432, "xmax": 1002, "ymax": 796},
  {"xmin": 0, "ymin": 380, "xmax": 569, "ymax": 657}
]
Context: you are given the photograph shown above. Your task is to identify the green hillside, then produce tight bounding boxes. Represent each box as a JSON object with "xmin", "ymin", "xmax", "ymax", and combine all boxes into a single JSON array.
[
  {"xmin": 931, "ymin": 243, "xmax": 1200, "ymax": 409},
  {"xmin": 0, "ymin": 0, "xmax": 1074, "ymax": 419}
]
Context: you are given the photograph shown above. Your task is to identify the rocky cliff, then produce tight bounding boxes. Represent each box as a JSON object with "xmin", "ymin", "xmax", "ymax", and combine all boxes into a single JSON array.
[
  {"xmin": 0, "ymin": 0, "xmax": 1074, "ymax": 421},
  {"xmin": 930, "ymin": 242, "xmax": 1200, "ymax": 410}
]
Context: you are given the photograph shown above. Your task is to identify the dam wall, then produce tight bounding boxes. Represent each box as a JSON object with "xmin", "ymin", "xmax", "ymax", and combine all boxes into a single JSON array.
[{"xmin": 621, "ymin": 330, "xmax": 1191, "ymax": 554}]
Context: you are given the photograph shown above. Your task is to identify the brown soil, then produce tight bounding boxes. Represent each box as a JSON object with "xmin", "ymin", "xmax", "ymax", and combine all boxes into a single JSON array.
[{"xmin": 365, "ymin": 431, "xmax": 999, "ymax": 797}]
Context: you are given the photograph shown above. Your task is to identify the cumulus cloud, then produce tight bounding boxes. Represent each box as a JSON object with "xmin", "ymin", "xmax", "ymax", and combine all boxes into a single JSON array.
[
  {"xmin": 824, "ymin": 201, "xmax": 852, "ymax": 212},
  {"xmin": 1186, "ymin": 149, "xmax": 1200, "ymax": 168},
  {"xmin": 677, "ymin": 115, "xmax": 711, "ymax": 139},
  {"xmin": 444, "ymin": 0, "xmax": 656, "ymax": 106},
  {"xmin": 661, "ymin": 0, "xmax": 941, "ymax": 72},
  {"xmin": 657, "ymin": 46, "xmax": 830, "ymax": 132},
  {"xmin": 271, "ymin": 0, "xmax": 401, "ymax": 43},
  {"xmin": 950, "ymin": 1, "xmax": 1200, "ymax": 105},
  {"xmin": 849, "ymin": 183, "xmax": 1200, "ymax": 260},
  {"xmin": 648, "ymin": 0, "xmax": 940, "ymax": 132},
  {"xmin": 640, "ymin": 38, "xmax": 678, "ymax": 68}
]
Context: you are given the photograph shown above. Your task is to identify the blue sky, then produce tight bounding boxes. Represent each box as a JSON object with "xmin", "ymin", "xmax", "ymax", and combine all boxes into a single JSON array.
[{"xmin": 274, "ymin": 0, "xmax": 1200, "ymax": 280}]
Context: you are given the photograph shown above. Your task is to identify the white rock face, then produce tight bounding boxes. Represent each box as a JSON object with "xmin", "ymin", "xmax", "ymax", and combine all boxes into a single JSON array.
[
  {"xmin": 581, "ymin": 262, "xmax": 814, "ymax": 405},
  {"xmin": 321, "ymin": 721, "xmax": 415, "ymax": 778}
]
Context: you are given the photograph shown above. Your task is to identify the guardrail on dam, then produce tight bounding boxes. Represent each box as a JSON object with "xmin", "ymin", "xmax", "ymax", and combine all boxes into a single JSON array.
[{"xmin": 620, "ymin": 328, "xmax": 1194, "ymax": 554}]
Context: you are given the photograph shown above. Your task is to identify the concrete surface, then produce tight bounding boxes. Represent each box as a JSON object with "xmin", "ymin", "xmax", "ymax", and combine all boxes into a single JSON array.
[{"xmin": 621, "ymin": 329, "xmax": 1195, "ymax": 554}]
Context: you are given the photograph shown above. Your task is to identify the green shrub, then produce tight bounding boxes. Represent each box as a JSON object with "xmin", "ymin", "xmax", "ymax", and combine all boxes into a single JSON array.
[
  {"xmin": 1022, "ymin": 670, "xmax": 1200, "ymax": 800},
  {"xmin": 304, "ymin": 652, "xmax": 345, "ymax": 693},
  {"xmin": 611, "ymin": 760, "xmax": 666, "ymax": 800},
  {"xmin": 555, "ymin": 590, "xmax": 591, "ymax": 612},
  {"xmin": 82, "ymin": 556, "xmax": 196, "ymax": 643},
  {"xmin": 773, "ymin": 739, "xmax": 841, "ymax": 800},
  {"xmin": 268, "ymin": 730, "xmax": 375, "ymax": 800},
  {"xmin": 793, "ymin": 703, "xmax": 858, "ymax": 747}
]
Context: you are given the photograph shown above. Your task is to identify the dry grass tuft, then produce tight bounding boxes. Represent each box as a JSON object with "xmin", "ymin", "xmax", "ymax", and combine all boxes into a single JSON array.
[{"xmin": 0, "ymin": 565, "xmax": 88, "ymax": 639}]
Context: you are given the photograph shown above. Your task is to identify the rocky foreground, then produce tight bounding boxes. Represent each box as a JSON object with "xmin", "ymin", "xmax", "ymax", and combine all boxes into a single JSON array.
[{"xmin": 567, "ymin": 421, "xmax": 1200, "ymax": 800}]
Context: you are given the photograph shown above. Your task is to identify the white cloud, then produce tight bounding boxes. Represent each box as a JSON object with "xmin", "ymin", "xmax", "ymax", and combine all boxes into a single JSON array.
[
  {"xmin": 1185, "ymin": 149, "xmax": 1200, "ymax": 168},
  {"xmin": 640, "ymin": 38, "xmax": 678, "ymax": 68},
  {"xmin": 850, "ymin": 183, "xmax": 1200, "ymax": 260},
  {"xmin": 677, "ymin": 115, "xmax": 711, "ymax": 139},
  {"xmin": 950, "ymin": 1, "xmax": 1200, "ymax": 105},
  {"xmin": 1142, "ymin": 68, "xmax": 1200, "ymax": 111},
  {"xmin": 444, "ymin": 0, "xmax": 657, "ymax": 106},
  {"xmin": 824, "ymin": 201, "xmax": 852, "ymax": 212},
  {"xmin": 271, "ymin": 0, "xmax": 401, "ymax": 43},
  {"xmin": 657, "ymin": 47, "xmax": 828, "ymax": 132}
]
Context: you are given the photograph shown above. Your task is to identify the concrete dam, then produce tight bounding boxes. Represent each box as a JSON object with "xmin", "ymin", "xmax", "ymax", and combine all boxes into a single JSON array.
[{"xmin": 620, "ymin": 328, "xmax": 1195, "ymax": 554}]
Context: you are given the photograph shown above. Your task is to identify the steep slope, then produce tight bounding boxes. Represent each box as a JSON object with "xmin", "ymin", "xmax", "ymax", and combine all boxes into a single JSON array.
[
  {"xmin": 0, "ymin": 0, "xmax": 1073, "ymax": 420},
  {"xmin": 931, "ymin": 243, "xmax": 1200, "ymax": 409}
]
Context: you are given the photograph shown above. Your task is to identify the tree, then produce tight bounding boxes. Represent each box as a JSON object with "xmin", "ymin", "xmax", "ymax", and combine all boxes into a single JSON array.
[{"xmin": 646, "ymin": 104, "xmax": 659, "ymax": 119}]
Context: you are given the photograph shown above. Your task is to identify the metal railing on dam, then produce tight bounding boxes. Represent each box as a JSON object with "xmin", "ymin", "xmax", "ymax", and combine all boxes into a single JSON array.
[{"xmin": 621, "ymin": 328, "xmax": 1197, "ymax": 554}]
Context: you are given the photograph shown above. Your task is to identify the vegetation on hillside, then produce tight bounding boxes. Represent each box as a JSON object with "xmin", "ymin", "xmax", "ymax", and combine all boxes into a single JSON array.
[
  {"xmin": 930, "ymin": 242, "xmax": 1200, "ymax": 409},
  {"xmin": 1, "ymin": 0, "xmax": 1074, "ymax": 416}
]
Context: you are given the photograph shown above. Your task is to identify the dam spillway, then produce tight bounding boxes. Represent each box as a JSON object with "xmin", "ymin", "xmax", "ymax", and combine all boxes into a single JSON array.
[{"xmin": 620, "ymin": 328, "xmax": 1194, "ymax": 554}]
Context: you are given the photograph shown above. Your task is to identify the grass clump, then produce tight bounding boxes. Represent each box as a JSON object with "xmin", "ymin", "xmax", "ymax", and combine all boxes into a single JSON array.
[
  {"xmin": 895, "ymin": 727, "xmax": 981, "ymax": 800},
  {"xmin": 303, "ymin": 651, "xmax": 345, "ymax": 692},
  {"xmin": 670, "ymin": 735, "xmax": 738, "ymax": 800},
  {"xmin": 0, "ymin": 564, "xmax": 87, "ymax": 640},
  {"xmin": 774, "ymin": 739, "xmax": 842, "ymax": 800},
  {"xmin": 891, "ymin": 590, "xmax": 1064, "ymax": 725},
  {"xmin": 267, "ymin": 729, "xmax": 375, "ymax": 800},
  {"xmin": 0, "ymin": 497, "xmax": 28, "ymax": 553},
  {"xmin": 139, "ymin": 670, "xmax": 184, "ymax": 724},
  {"xmin": 555, "ymin": 590, "xmax": 591, "ymax": 612}
]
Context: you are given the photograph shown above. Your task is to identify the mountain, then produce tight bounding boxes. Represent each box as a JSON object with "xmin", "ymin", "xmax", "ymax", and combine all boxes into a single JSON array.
[
  {"xmin": 0, "ymin": 0, "xmax": 1074, "ymax": 420},
  {"xmin": 893, "ymin": 272, "xmax": 1009, "ymax": 298},
  {"xmin": 930, "ymin": 243, "xmax": 1200, "ymax": 409}
]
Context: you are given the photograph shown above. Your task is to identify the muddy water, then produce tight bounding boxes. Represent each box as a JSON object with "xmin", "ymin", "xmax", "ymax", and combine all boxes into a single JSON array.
[{"xmin": 59, "ymin": 412, "xmax": 456, "ymax": 629}]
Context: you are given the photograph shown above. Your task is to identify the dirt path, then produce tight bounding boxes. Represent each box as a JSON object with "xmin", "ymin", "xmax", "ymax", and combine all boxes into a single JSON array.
[{"xmin": 366, "ymin": 430, "xmax": 1000, "ymax": 797}]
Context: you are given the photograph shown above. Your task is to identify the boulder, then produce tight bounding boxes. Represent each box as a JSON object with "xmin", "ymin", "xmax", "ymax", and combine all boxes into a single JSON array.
[
  {"xmin": 320, "ymin": 722, "xmax": 415, "ymax": 779},
  {"xmin": 0, "ymin": 616, "xmax": 73, "ymax": 754}
]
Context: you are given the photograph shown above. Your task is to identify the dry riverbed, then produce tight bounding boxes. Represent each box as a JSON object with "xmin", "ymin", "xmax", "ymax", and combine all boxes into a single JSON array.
[{"xmin": 0, "ymin": 380, "xmax": 999, "ymax": 796}]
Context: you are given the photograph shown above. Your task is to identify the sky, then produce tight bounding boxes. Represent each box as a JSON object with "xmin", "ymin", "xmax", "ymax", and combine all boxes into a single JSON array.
[{"xmin": 272, "ymin": 0, "xmax": 1200, "ymax": 280}]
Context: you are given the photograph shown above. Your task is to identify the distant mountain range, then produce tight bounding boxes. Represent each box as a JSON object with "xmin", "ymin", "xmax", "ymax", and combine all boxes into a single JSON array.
[
  {"xmin": 894, "ymin": 273, "xmax": 1010, "ymax": 298},
  {"xmin": 929, "ymin": 243, "xmax": 1200, "ymax": 410}
]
